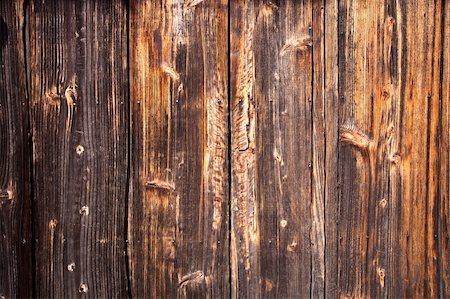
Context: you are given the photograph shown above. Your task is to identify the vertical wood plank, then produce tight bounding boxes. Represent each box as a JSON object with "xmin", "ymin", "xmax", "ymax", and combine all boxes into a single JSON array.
[
  {"xmin": 337, "ymin": 0, "xmax": 446, "ymax": 297},
  {"xmin": 30, "ymin": 0, "xmax": 129, "ymax": 297},
  {"xmin": 311, "ymin": 1, "xmax": 325, "ymax": 297},
  {"xmin": 337, "ymin": 1, "xmax": 393, "ymax": 297},
  {"xmin": 230, "ymin": 0, "xmax": 321, "ymax": 297},
  {"xmin": 440, "ymin": 1, "xmax": 449, "ymax": 296},
  {"xmin": 0, "ymin": 1, "xmax": 32, "ymax": 298},
  {"xmin": 230, "ymin": 1, "xmax": 258, "ymax": 296},
  {"xmin": 323, "ymin": 0, "xmax": 340, "ymax": 298},
  {"xmin": 128, "ymin": 0, "xmax": 229, "ymax": 297}
]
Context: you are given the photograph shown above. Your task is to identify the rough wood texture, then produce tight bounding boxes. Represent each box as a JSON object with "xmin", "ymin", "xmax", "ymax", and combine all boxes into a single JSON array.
[
  {"xmin": 337, "ymin": 0, "xmax": 446, "ymax": 297},
  {"xmin": 0, "ymin": 1, "xmax": 32, "ymax": 298},
  {"xmin": 0, "ymin": 0, "xmax": 449, "ymax": 298},
  {"xmin": 230, "ymin": 0, "xmax": 449, "ymax": 298},
  {"xmin": 128, "ymin": 0, "xmax": 229, "ymax": 298},
  {"xmin": 30, "ymin": 0, "xmax": 129, "ymax": 297},
  {"xmin": 323, "ymin": 1, "xmax": 340, "ymax": 298},
  {"xmin": 230, "ymin": 1, "xmax": 318, "ymax": 297},
  {"xmin": 441, "ymin": 1, "xmax": 450, "ymax": 295}
]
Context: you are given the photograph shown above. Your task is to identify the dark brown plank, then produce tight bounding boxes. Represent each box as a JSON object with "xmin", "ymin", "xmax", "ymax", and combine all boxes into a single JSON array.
[
  {"xmin": 128, "ymin": 0, "xmax": 229, "ymax": 297},
  {"xmin": 230, "ymin": 0, "xmax": 321, "ymax": 297},
  {"xmin": 336, "ymin": 0, "xmax": 446, "ymax": 297},
  {"xmin": 30, "ymin": 0, "xmax": 129, "ymax": 297},
  {"xmin": 0, "ymin": 1, "xmax": 32, "ymax": 298}
]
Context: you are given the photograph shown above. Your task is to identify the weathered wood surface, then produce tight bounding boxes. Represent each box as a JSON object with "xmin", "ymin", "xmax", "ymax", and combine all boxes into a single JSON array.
[
  {"xmin": 230, "ymin": 0, "xmax": 317, "ymax": 297},
  {"xmin": 230, "ymin": 0, "xmax": 449, "ymax": 298},
  {"xmin": 442, "ymin": 1, "xmax": 450, "ymax": 296},
  {"xmin": 0, "ymin": 1, "xmax": 32, "ymax": 298},
  {"xmin": 0, "ymin": 0, "xmax": 449, "ymax": 298},
  {"xmin": 128, "ymin": 0, "xmax": 229, "ymax": 298},
  {"xmin": 30, "ymin": 0, "xmax": 129, "ymax": 297},
  {"xmin": 336, "ymin": 0, "xmax": 446, "ymax": 297}
]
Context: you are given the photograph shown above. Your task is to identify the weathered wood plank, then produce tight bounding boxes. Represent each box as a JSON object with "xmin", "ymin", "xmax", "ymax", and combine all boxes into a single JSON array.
[
  {"xmin": 323, "ymin": 0, "xmax": 340, "ymax": 298},
  {"xmin": 230, "ymin": 0, "xmax": 320, "ymax": 297},
  {"xmin": 0, "ymin": 1, "xmax": 32, "ymax": 298},
  {"xmin": 440, "ymin": 1, "xmax": 449, "ymax": 296},
  {"xmin": 229, "ymin": 1, "xmax": 258, "ymax": 296},
  {"xmin": 30, "ymin": 0, "xmax": 129, "ymax": 297},
  {"xmin": 337, "ymin": 0, "xmax": 446, "ymax": 297},
  {"xmin": 128, "ymin": 0, "xmax": 229, "ymax": 297},
  {"xmin": 337, "ymin": 1, "xmax": 391, "ymax": 297},
  {"xmin": 311, "ymin": 1, "xmax": 326, "ymax": 297}
]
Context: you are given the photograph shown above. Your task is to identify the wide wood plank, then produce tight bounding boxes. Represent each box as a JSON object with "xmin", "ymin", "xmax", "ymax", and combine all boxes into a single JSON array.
[
  {"xmin": 230, "ymin": 1, "xmax": 322, "ymax": 297},
  {"xmin": 30, "ymin": 0, "xmax": 129, "ymax": 297},
  {"xmin": 0, "ymin": 1, "xmax": 32, "ymax": 298},
  {"xmin": 336, "ymin": 0, "xmax": 446, "ymax": 297},
  {"xmin": 128, "ymin": 0, "xmax": 229, "ymax": 297}
]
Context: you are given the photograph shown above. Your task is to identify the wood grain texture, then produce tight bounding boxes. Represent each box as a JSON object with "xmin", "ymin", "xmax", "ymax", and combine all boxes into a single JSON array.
[
  {"xmin": 0, "ymin": 0, "xmax": 448, "ymax": 298},
  {"xmin": 323, "ymin": 0, "xmax": 340, "ymax": 298},
  {"xmin": 311, "ymin": 1, "xmax": 325, "ymax": 297},
  {"xmin": 30, "ymin": 0, "xmax": 129, "ymax": 297},
  {"xmin": 336, "ymin": 0, "xmax": 447, "ymax": 297},
  {"xmin": 0, "ymin": 1, "xmax": 32, "ymax": 298},
  {"xmin": 439, "ymin": 0, "xmax": 449, "ymax": 296},
  {"xmin": 231, "ymin": 0, "xmax": 449, "ymax": 298},
  {"xmin": 128, "ymin": 0, "xmax": 229, "ymax": 297},
  {"xmin": 230, "ymin": 0, "xmax": 320, "ymax": 297}
]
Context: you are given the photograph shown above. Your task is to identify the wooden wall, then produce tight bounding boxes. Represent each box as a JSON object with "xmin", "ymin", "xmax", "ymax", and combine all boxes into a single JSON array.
[{"xmin": 0, "ymin": 0, "xmax": 448, "ymax": 298}]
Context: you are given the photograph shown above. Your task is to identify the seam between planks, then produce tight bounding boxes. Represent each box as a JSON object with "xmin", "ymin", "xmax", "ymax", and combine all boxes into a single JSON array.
[
  {"xmin": 124, "ymin": 0, "xmax": 132, "ymax": 297},
  {"xmin": 227, "ymin": 1, "xmax": 232, "ymax": 298}
]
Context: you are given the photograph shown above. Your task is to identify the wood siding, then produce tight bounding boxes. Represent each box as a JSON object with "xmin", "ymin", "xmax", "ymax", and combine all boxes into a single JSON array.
[{"xmin": 0, "ymin": 0, "xmax": 448, "ymax": 298}]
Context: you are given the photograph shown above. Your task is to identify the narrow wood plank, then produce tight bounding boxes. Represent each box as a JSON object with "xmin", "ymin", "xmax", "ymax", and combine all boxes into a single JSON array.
[
  {"xmin": 337, "ymin": 0, "xmax": 445, "ymax": 297},
  {"xmin": 311, "ymin": 1, "xmax": 326, "ymax": 297},
  {"xmin": 440, "ymin": 1, "xmax": 449, "ymax": 296},
  {"xmin": 128, "ymin": 1, "xmax": 229, "ymax": 297},
  {"xmin": 0, "ymin": 1, "xmax": 32, "ymax": 298},
  {"xmin": 230, "ymin": 0, "xmax": 320, "ymax": 297},
  {"xmin": 323, "ymin": 0, "xmax": 340, "ymax": 298},
  {"xmin": 30, "ymin": 0, "xmax": 129, "ymax": 297},
  {"xmin": 230, "ymin": 1, "xmax": 259, "ymax": 296}
]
